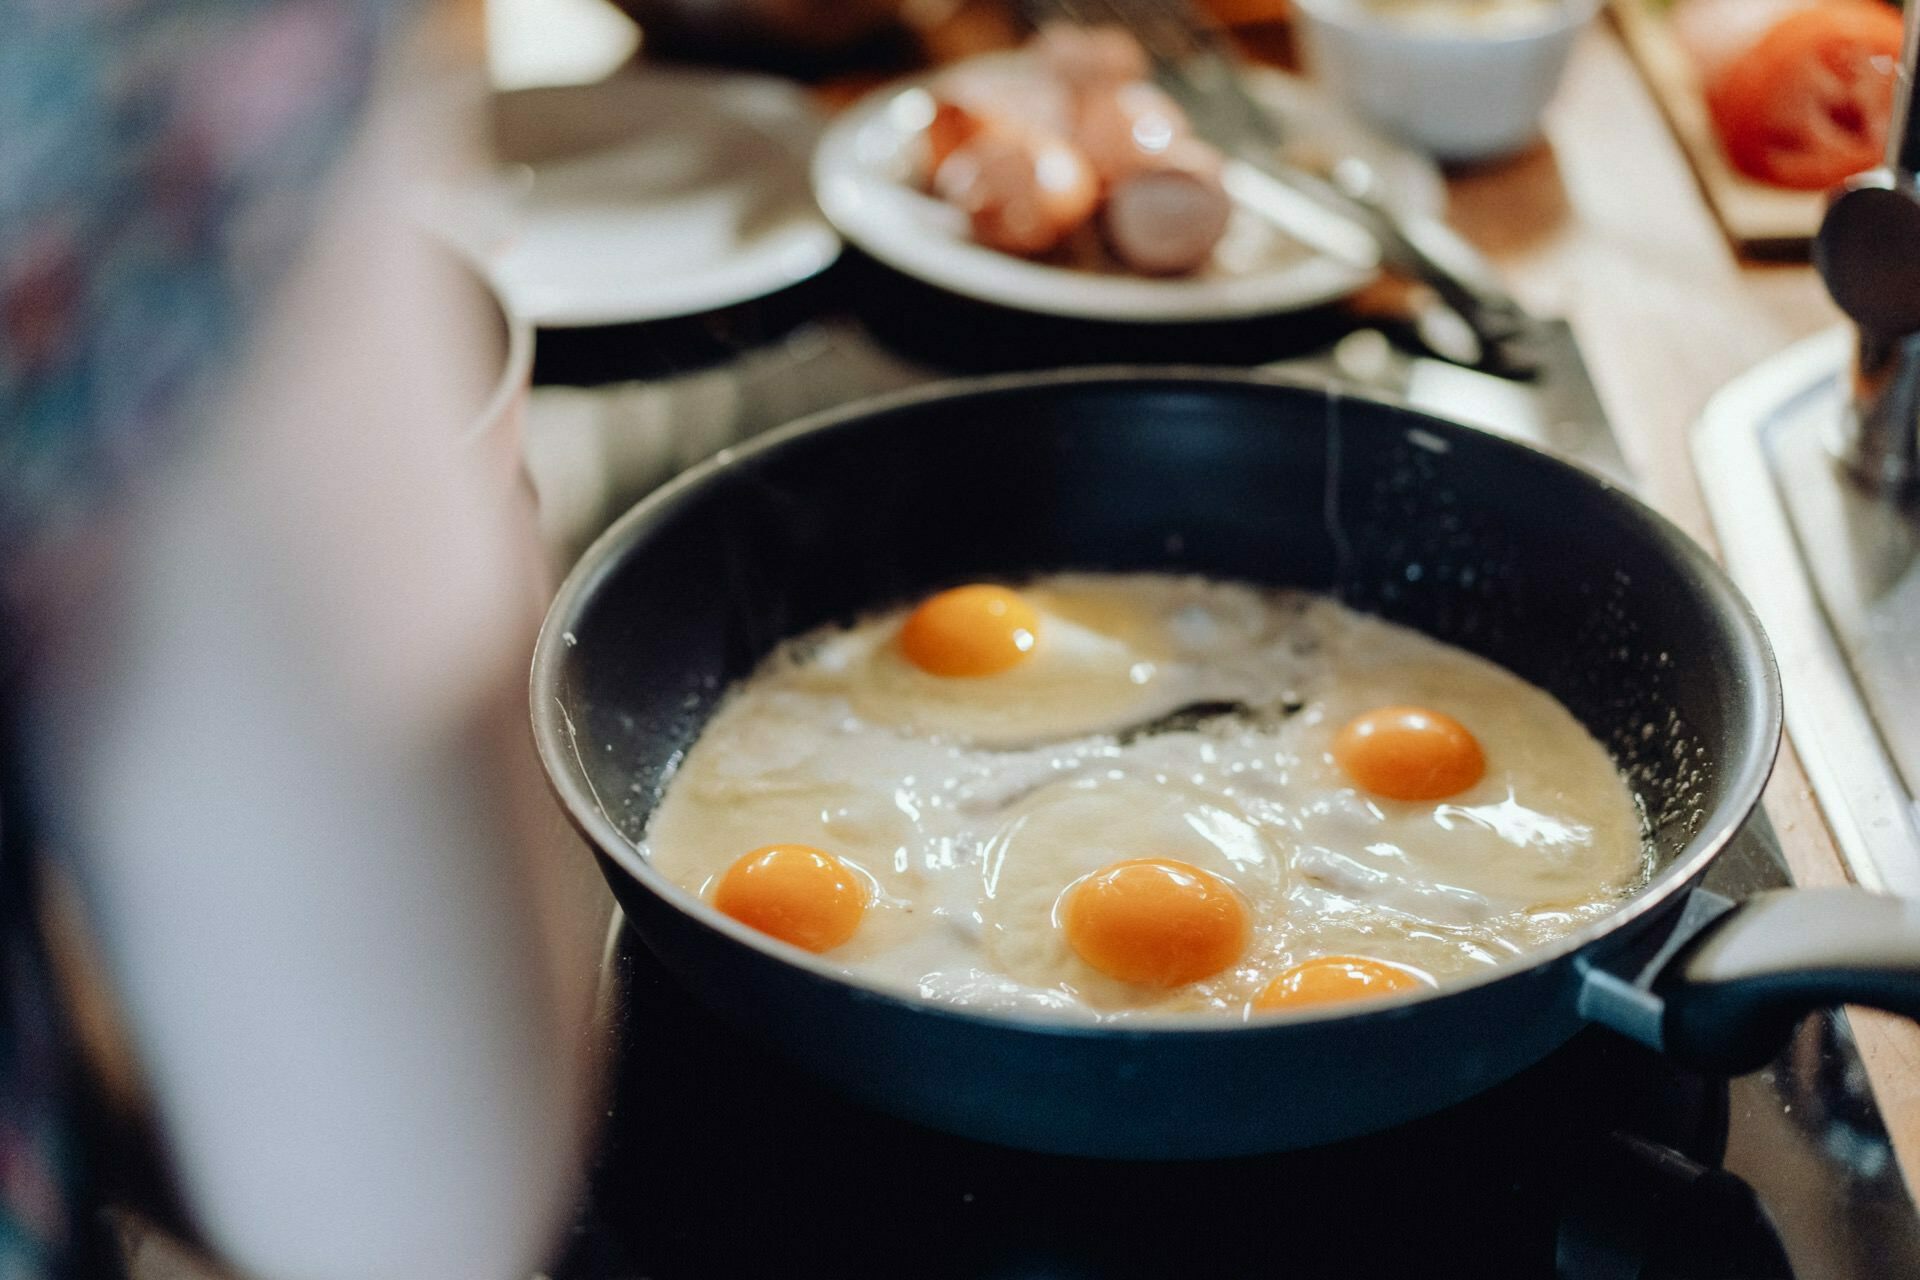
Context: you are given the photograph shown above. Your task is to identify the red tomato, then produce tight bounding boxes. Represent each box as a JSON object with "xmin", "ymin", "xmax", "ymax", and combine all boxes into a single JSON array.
[{"xmin": 1705, "ymin": 2, "xmax": 1905, "ymax": 190}]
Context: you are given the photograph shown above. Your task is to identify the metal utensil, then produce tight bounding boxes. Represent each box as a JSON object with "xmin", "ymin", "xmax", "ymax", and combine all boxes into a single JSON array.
[
  {"xmin": 1814, "ymin": 0, "xmax": 1920, "ymax": 491},
  {"xmin": 1685, "ymin": 0, "xmax": 1920, "ymax": 904},
  {"xmin": 1027, "ymin": 0, "xmax": 1546, "ymax": 376}
]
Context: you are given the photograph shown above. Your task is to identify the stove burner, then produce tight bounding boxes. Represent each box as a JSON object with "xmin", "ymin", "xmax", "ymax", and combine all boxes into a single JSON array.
[{"xmin": 555, "ymin": 821, "xmax": 1919, "ymax": 1280}]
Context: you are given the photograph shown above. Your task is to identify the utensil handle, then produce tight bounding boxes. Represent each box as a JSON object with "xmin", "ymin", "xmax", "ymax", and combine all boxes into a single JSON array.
[
  {"xmin": 1582, "ymin": 888, "xmax": 1920, "ymax": 1075},
  {"xmin": 1297, "ymin": 156, "xmax": 1543, "ymax": 377},
  {"xmin": 1353, "ymin": 200, "xmax": 1542, "ymax": 378},
  {"xmin": 1887, "ymin": 0, "xmax": 1920, "ymax": 178},
  {"xmin": 1663, "ymin": 889, "xmax": 1920, "ymax": 1069}
]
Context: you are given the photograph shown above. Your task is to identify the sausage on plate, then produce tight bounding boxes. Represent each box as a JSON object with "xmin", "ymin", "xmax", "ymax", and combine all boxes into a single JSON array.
[{"xmin": 933, "ymin": 125, "xmax": 1101, "ymax": 257}]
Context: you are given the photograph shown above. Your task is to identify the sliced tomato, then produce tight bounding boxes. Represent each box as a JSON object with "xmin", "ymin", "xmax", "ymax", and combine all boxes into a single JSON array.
[{"xmin": 1705, "ymin": 1, "xmax": 1904, "ymax": 190}]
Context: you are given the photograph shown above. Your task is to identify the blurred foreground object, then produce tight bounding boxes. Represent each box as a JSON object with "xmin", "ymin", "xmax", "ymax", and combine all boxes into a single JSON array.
[{"xmin": 4, "ymin": 4, "xmax": 605, "ymax": 1277}]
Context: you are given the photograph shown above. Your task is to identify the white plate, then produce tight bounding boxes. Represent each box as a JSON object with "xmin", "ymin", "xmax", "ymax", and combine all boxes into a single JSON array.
[
  {"xmin": 812, "ymin": 54, "xmax": 1445, "ymax": 322},
  {"xmin": 487, "ymin": 69, "xmax": 842, "ymax": 328}
]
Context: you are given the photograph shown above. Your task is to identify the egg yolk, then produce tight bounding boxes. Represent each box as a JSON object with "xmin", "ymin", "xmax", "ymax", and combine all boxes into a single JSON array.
[
  {"xmin": 713, "ymin": 844, "xmax": 867, "ymax": 952},
  {"xmin": 1253, "ymin": 955, "xmax": 1426, "ymax": 1012},
  {"xmin": 1062, "ymin": 858, "xmax": 1250, "ymax": 987},
  {"xmin": 900, "ymin": 584, "xmax": 1040, "ymax": 677},
  {"xmin": 1333, "ymin": 705, "xmax": 1485, "ymax": 801}
]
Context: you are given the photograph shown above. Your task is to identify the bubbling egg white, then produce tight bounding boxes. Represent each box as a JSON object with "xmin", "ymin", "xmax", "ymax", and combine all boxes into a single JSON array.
[
  {"xmin": 640, "ymin": 574, "xmax": 1651, "ymax": 1019},
  {"xmin": 780, "ymin": 576, "xmax": 1310, "ymax": 748}
]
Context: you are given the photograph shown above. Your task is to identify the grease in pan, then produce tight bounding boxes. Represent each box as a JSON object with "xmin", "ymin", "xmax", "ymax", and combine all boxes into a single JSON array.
[{"xmin": 642, "ymin": 573, "xmax": 1650, "ymax": 1021}]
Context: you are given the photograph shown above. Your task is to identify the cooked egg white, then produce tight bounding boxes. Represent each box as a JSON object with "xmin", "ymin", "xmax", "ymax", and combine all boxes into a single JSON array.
[
  {"xmin": 981, "ymin": 778, "xmax": 1279, "ymax": 1012},
  {"xmin": 781, "ymin": 576, "xmax": 1308, "ymax": 748},
  {"xmin": 641, "ymin": 574, "xmax": 1651, "ymax": 1019}
]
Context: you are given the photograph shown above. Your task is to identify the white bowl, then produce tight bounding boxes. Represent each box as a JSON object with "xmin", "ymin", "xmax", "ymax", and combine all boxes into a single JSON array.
[{"xmin": 1293, "ymin": 0, "xmax": 1598, "ymax": 162}]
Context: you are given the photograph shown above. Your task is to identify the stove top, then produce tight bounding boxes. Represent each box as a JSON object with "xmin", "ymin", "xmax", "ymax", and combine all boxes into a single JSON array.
[
  {"xmin": 523, "ymin": 260, "xmax": 1920, "ymax": 1280},
  {"xmin": 554, "ymin": 816, "xmax": 1920, "ymax": 1280}
]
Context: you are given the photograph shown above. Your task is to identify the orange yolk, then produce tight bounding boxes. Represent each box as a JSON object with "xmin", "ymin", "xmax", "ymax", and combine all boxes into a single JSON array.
[
  {"xmin": 1253, "ymin": 955, "xmax": 1427, "ymax": 1012},
  {"xmin": 1332, "ymin": 705, "xmax": 1485, "ymax": 801},
  {"xmin": 1062, "ymin": 858, "xmax": 1250, "ymax": 987},
  {"xmin": 899, "ymin": 584, "xmax": 1040, "ymax": 677},
  {"xmin": 713, "ymin": 844, "xmax": 867, "ymax": 953}
]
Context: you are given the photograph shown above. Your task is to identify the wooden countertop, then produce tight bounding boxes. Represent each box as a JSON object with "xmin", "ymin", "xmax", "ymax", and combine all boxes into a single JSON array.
[
  {"xmin": 1461, "ymin": 20, "xmax": 1920, "ymax": 1194},
  {"xmin": 1455, "ymin": 23, "xmax": 1838, "ymax": 533}
]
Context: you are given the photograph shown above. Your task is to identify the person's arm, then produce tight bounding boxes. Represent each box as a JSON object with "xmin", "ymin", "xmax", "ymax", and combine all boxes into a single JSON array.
[{"xmin": 14, "ymin": 15, "xmax": 604, "ymax": 1278}]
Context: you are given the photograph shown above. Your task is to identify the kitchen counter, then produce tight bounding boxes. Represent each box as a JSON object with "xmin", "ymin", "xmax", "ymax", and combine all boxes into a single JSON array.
[{"xmin": 1457, "ymin": 21, "xmax": 1920, "ymax": 1194}]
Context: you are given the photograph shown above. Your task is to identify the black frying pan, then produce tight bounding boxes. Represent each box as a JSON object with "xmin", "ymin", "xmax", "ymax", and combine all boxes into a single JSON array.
[{"xmin": 532, "ymin": 369, "xmax": 1920, "ymax": 1159}]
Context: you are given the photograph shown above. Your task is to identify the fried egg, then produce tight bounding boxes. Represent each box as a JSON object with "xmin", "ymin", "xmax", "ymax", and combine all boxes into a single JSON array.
[
  {"xmin": 641, "ymin": 574, "xmax": 1652, "ymax": 1020},
  {"xmin": 979, "ymin": 778, "xmax": 1278, "ymax": 1012},
  {"xmin": 771, "ymin": 576, "xmax": 1313, "ymax": 748}
]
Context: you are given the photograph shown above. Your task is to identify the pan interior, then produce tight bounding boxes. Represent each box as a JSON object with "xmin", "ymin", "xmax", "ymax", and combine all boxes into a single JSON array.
[{"xmin": 543, "ymin": 376, "xmax": 1773, "ymax": 938}]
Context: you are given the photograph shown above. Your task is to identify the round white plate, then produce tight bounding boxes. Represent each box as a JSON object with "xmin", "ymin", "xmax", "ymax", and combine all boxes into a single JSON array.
[
  {"xmin": 487, "ymin": 69, "xmax": 842, "ymax": 328},
  {"xmin": 812, "ymin": 54, "xmax": 1445, "ymax": 322}
]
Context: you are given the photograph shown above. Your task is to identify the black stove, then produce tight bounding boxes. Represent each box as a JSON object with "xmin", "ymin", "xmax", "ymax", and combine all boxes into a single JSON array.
[
  {"xmin": 553, "ymin": 816, "xmax": 1920, "ymax": 1280},
  {"xmin": 522, "ymin": 254, "xmax": 1920, "ymax": 1280}
]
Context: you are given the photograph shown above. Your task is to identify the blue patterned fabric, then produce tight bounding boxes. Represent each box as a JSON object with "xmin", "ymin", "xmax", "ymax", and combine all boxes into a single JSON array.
[
  {"xmin": 0, "ymin": 3, "xmax": 405, "ymax": 1272},
  {"xmin": 0, "ymin": 821, "xmax": 71, "ymax": 1280},
  {"xmin": 1, "ymin": 0, "xmax": 400, "ymax": 614}
]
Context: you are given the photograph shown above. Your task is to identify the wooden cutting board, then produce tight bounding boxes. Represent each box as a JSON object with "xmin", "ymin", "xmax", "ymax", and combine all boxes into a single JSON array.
[{"xmin": 1608, "ymin": 0, "xmax": 1826, "ymax": 257}]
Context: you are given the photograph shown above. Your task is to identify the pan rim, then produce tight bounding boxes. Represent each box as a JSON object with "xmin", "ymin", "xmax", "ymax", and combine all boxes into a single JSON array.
[{"xmin": 529, "ymin": 366, "xmax": 1783, "ymax": 1038}]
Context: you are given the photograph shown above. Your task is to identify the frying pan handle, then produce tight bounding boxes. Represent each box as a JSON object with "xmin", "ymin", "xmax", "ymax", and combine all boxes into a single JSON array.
[{"xmin": 1580, "ymin": 888, "xmax": 1920, "ymax": 1075}]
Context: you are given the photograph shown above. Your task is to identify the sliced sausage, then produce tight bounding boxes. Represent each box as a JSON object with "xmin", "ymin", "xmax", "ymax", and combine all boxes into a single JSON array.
[
  {"xmin": 923, "ymin": 98, "xmax": 986, "ymax": 181},
  {"xmin": 934, "ymin": 127, "xmax": 1101, "ymax": 257},
  {"xmin": 1072, "ymin": 80, "xmax": 1195, "ymax": 186},
  {"xmin": 1034, "ymin": 22, "xmax": 1152, "ymax": 89},
  {"xmin": 1100, "ymin": 139, "xmax": 1232, "ymax": 274}
]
